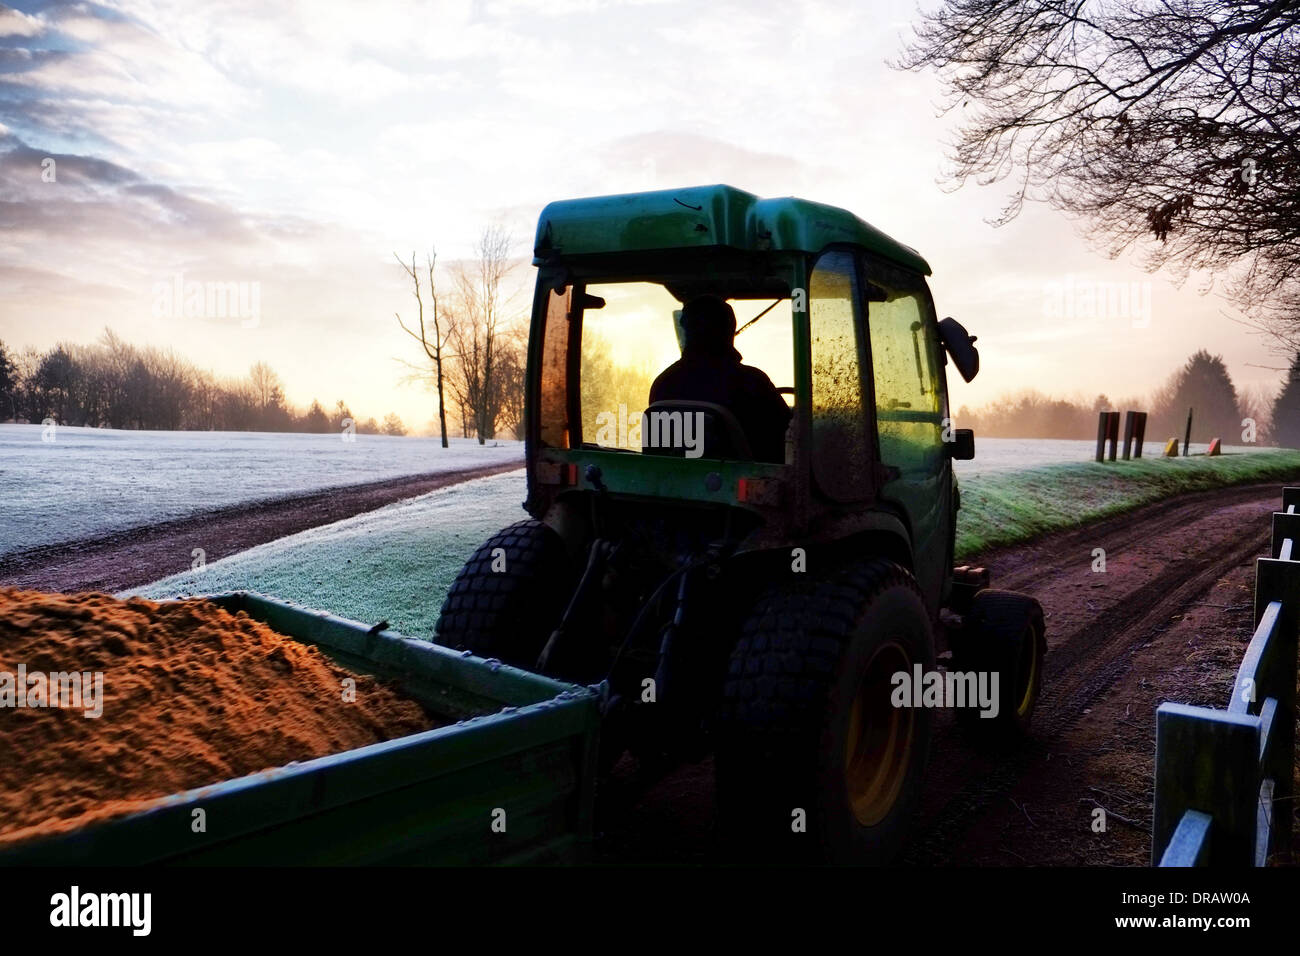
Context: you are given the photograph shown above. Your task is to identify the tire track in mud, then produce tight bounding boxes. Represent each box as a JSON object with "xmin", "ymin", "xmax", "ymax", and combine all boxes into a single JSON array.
[
  {"xmin": 901, "ymin": 482, "xmax": 1284, "ymax": 865},
  {"xmin": 1035, "ymin": 521, "xmax": 1269, "ymax": 736}
]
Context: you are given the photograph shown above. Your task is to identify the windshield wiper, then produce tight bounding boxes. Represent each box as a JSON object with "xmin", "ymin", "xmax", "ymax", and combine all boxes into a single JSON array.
[{"xmin": 735, "ymin": 297, "xmax": 783, "ymax": 336}]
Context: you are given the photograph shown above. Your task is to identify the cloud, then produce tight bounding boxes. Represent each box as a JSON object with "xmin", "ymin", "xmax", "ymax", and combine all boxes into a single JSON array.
[
  {"xmin": 0, "ymin": 2, "xmax": 248, "ymax": 161},
  {"xmin": 596, "ymin": 130, "xmax": 827, "ymax": 194},
  {"xmin": 0, "ymin": 5, "xmax": 43, "ymax": 38},
  {"xmin": 0, "ymin": 134, "xmax": 257, "ymax": 247}
]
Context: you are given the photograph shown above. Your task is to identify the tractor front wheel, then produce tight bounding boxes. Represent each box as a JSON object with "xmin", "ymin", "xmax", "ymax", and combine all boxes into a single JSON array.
[
  {"xmin": 954, "ymin": 588, "xmax": 1046, "ymax": 741},
  {"xmin": 434, "ymin": 519, "xmax": 576, "ymax": 671}
]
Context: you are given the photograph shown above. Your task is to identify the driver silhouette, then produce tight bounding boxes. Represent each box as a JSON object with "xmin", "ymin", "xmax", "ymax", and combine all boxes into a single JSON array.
[{"xmin": 648, "ymin": 295, "xmax": 791, "ymax": 464}]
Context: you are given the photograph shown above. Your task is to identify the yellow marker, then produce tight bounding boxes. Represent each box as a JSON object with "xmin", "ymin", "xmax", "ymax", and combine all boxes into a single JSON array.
[{"xmin": 1164, "ymin": 438, "xmax": 1180, "ymax": 457}]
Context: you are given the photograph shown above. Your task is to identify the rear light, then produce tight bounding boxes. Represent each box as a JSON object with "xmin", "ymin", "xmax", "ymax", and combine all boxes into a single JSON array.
[
  {"xmin": 737, "ymin": 477, "xmax": 782, "ymax": 506},
  {"xmin": 536, "ymin": 461, "xmax": 580, "ymax": 486}
]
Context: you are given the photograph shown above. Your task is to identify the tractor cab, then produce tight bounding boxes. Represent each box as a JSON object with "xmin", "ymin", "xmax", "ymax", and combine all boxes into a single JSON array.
[{"xmin": 524, "ymin": 185, "xmax": 976, "ymax": 615}]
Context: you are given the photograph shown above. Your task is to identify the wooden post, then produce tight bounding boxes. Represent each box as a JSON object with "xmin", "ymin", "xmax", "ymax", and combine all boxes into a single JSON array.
[
  {"xmin": 1160, "ymin": 811, "xmax": 1213, "ymax": 865},
  {"xmin": 1184, "ymin": 407, "xmax": 1194, "ymax": 456},
  {"xmin": 1134, "ymin": 412, "xmax": 1148, "ymax": 458},
  {"xmin": 1270, "ymin": 512, "xmax": 1300, "ymax": 559},
  {"xmin": 1107, "ymin": 411, "xmax": 1119, "ymax": 461},
  {"xmin": 1153, "ymin": 703, "xmax": 1261, "ymax": 865},
  {"xmin": 1122, "ymin": 411, "xmax": 1137, "ymax": 460},
  {"xmin": 1252, "ymin": 540, "xmax": 1300, "ymax": 859},
  {"xmin": 1096, "ymin": 412, "xmax": 1109, "ymax": 462}
]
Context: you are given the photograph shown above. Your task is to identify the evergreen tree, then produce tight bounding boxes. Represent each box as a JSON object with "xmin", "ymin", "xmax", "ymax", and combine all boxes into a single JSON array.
[
  {"xmin": 1150, "ymin": 350, "xmax": 1241, "ymax": 445},
  {"xmin": 1272, "ymin": 352, "xmax": 1300, "ymax": 449}
]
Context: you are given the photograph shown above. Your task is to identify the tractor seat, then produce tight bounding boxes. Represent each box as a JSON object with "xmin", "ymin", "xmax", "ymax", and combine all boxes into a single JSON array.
[{"xmin": 640, "ymin": 400, "xmax": 753, "ymax": 460}]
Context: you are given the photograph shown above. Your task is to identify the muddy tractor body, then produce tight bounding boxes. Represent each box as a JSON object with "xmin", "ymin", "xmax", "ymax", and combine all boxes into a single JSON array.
[{"xmin": 436, "ymin": 185, "xmax": 1045, "ymax": 862}]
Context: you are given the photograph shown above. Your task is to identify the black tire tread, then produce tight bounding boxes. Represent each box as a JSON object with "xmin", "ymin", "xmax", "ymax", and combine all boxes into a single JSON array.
[
  {"xmin": 957, "ymin": 588, "xmax": 1046, "ymax": 737},
  {"xmin": 715, "ymin": 558, "xmax": 933, "ymax": 862},
  {"xmin": 434, "ymin": 519, "xmax": 573, "ymax": 666},
  {"xmin": 720, "ymin": 558, "xmax": 922, "ymax": 733},
  {"xmin": 967, "ymin": 588, "xmax": 1045, "ymax": 636}
]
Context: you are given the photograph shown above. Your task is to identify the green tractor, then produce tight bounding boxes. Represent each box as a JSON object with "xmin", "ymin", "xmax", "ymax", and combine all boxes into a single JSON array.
[{"xmin": 435, "ymin": 185, "xmax": 1045, "ymax": 863}]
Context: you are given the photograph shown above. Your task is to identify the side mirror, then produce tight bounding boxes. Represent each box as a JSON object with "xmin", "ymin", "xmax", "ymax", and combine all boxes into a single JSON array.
[
  {"xmin": 948, "ymin": 428, "xmax": 975, "ymax": 461},
  {"xmin": 938, "ymin": 316, "xmax": 979, "ymax": 383}
]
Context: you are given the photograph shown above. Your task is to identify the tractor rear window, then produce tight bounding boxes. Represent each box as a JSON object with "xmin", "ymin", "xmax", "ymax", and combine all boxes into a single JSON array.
[{"xmin": 577, "ymin": 282, "xmax": 794, "ymax": 453}]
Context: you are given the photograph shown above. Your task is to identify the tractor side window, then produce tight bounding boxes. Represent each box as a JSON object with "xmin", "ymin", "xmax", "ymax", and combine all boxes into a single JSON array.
[
  {"xmin": 809, "ymin": 250, "xmax": 872, "ymax": 499},
  {"xmin": 539, "ymin": 285, "xmax": 571, "ymax": 448},
  {"xmin": 866, "ymin": 281, "xmax": 943, "ymax": 477}
]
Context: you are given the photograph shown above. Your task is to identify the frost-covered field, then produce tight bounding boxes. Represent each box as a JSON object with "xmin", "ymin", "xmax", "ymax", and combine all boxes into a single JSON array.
[
  {"xmin": 130, "ymin": 470, "xmax": 528, "ymax": 638},
  {"xmin": 955, "ymin": 437, "xmax": 1274, "ymax": 479},
  {"xmin": 131, "ymin": 440, "xmax": 1293, "ymax": 639},
  {"xmin": 0, "ymin": 424, "xmax": 523, "ymax": 557},
  {"xmin": 6, "ymin": 425, "xmax": 1275, "ymax": 562}
]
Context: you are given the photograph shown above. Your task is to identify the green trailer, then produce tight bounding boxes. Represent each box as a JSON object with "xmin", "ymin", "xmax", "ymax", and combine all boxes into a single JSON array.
[{"xmin": 0, "ymin": 592, "xmax": 602, "ymax": 866}]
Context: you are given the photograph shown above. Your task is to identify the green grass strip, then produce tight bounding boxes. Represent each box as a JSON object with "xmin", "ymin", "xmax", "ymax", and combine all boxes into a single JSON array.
[{"xmin": 956, "ymin": 451, "xmax": 1300, "ymax": 560}]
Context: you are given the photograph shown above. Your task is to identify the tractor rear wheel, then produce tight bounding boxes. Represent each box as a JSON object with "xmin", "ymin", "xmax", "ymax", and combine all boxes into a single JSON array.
[
  {"xmin": 715, "ymin": 559, "xmax": 934, "ymax": 864},
  {"xmin": 434, "ymin": 519, "xmax": 576, "ymax": 670}
]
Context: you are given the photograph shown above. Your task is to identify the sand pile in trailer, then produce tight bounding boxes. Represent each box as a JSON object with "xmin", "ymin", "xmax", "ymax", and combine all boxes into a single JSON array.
[{"xmin": 0, "ymin": 588, "xmax": 435, "ymax": 844}]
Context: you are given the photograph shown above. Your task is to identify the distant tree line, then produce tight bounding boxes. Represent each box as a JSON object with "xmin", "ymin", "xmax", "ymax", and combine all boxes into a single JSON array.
[
  {"xmin": 957, "ymin": 349, "xmax": 1299, "ymax": 448},
  {"xmin": 0, "ymin": 329, "xmax": 407, "ymax": 436}
]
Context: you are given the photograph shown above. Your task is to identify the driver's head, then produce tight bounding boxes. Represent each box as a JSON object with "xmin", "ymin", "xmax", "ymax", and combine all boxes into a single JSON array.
[{"xmin": 681, "ymin": 294, "xmax": 737, "ymax": 358}]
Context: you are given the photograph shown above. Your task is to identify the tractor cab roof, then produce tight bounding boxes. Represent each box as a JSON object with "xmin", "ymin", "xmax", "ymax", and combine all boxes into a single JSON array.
[{"xmin": 533, "ymin": 184, "xmax": 931, "ymax": 276}]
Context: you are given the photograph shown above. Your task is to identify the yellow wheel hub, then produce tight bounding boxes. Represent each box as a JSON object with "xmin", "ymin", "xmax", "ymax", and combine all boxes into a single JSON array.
[
  {"xmin": 844, "ymin": 641, "xmax": 914, "ymax": 827},
  {"xmin": 1015, "ymin": 629, "xmax": 1040, "ymax": 719}
]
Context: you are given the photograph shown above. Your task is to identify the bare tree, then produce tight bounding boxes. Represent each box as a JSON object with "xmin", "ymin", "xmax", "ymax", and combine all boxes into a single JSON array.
[
  {"xmin": 898, "ymin": 1, "xmax": 1300, "ymax": 347},
  {"xmin": 493, "ymin": 324, "xmax": 528, "ymax": 440},
  {"xmin": 1240, "ymin": 380, "xmax": 1277, "ymax": 442},
  {"xmin": 445, "ymin": 351, "xmax": 475, "ymax": 439},
  {"xmin": 190, "ymin": 370, "xmax": 221, "ymax": 430},
  {"xmin": 249, "ymin": 362, "xmax": 280, "ymax": 412},
  {"xmin": 450, "ymin": 225, "xmax": 515, "ymax": 444},
  {"xmin": 395, "ymin": 250, "xmax": 452, "ymax": 448}
]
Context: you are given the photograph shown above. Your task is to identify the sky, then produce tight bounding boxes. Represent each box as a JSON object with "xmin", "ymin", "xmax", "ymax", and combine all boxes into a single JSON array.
[{"xmin": 0, "ymin": 0, "xmax": 1284, "ymax": 433}]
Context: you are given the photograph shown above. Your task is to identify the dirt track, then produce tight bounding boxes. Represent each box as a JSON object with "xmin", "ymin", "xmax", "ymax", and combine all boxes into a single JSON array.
[
  {"xmin": 0, "ymin": 462, "xmax": 523, "ymax": 594},
  {"xmin": 597, "ymin": 480, "xmax": 1300, "ymax": 865}
]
